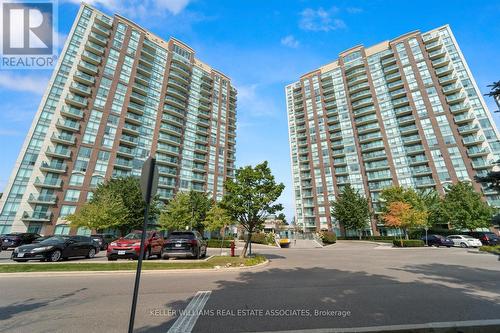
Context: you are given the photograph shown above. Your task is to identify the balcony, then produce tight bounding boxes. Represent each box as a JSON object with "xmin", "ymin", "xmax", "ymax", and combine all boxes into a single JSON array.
[
  {"xmin": 405, "ymin": 145, "xmax": 425, "ymax": 155},
  {"xmin": 359, "ymin": 132, "xmax": 383, "ymax": 144},
  {"xmin": 355, "ymin": 114, "xmax": 378, "ymax": 126},
  {"xmin": 81, "ymin": 49, "xmax": 102, "ymax": 65},
  {"xmin": 415, "ymin": 179, "xmax": 436, "ymax": 188},
  {"xmin": 383, "ymin": 64, "xmax": 399, "ymax": 74},
  {"xmin": 392, "ymin": 97, "xmax": 410, "ymax": 108},
  {"xmin": 69, "ymin": 82, "xmax": 92, "ymax": 96},
  {"xmin": 125, "ymin": 112, "xmax": 142, "ymax": 125},
  {"xmin": 22, "ymin": 211, "xmax": 52, "ymax": 222},
  {"xmin": 46, "ymin": 146, "xmax": 72, "ymax": 159},
  {"xmin": 60, "ymin": 106, "xmax": 84, "ymax": 120},
  {"xmin": 65, "ymin": 93, "xmax": 87, "ymax": 109},
  {"xmin": 40, "ymin": 161, "xmax": 67, "ymax": 173},
  {"xmin": 399, "ymin": 125, "xmax": 418, "ymax": 135},
  {"xmin": 56, "ymin": 119, "xmax": 80, "ymax": 132},
  {"xmin": 345, "ymin": 67, "xmax": 366, "ymax": 80},
  {"xmin": 387, "ymin": 80, "xmax": 404, "ymax": 91},
  {"xmin": 28, "ymin": 194, "xmax": 57, "ymax": 205},
  {"xmin": 123, "ymin": 123, "xmax": 140, "ymax": 136},
  {"xmin": 95, "ymin": 14, "xmax": 112, "ymax": 28},
  {"xmin": 137, "ymin": 63, "xmax": 152, "ymax": 77},
  {"xmin": 438, "ymin": 74, "xmax": 458, "ymax": 85},
  {"xmin": 357, "ymin": 122, "xmax": 380, "ymax": 134},
  {"xmin": 347, "ymin": 74, "xmax": 368, "ymax": 87},
  {"xmin": 74, "ymin": 71, "xmax": 95, "ymax": 86},
  {"xmin": 350, "ymin": 89, "xmax": 372, "ymax": 102},
  {"xmin": 390, "ymin": 88, "xmax": 406, "ymax": 99},
  {"xmin": 363, "ymin": 151, "xmax": 387, "ymax": 162},
  {"xmin": 117, "ymin": 146, "xmax": 135, "ymax": 158},
  {"xmin": 166, "ymin": 87, "xmax": 188, "ymax": 101},
  {"xmin": 425, "ymin": 40, "xmax": 442, "ymax": 52},
  {"xmin": 92, "ymin": 22, "xmax": 110, "ymax": 37},
  {"xmin": 114, "ymin": 158, "xmax": 133, "ymax": 170},
  {"xmin": 435, "ymin": 66, "xmax": 454, "ymax": 77},
  {"xmin": 34, "ymin": 177, "xmax": 62, "ymax": 189},
  {"xmin": 385, "ymin": 72, "xmax": 401, "ymax": 83},
  {"xmin": 128, "ymin": 101, "xmax": 145, "ymax": 115},
  {"xmin": 446, "ymin": 93, "xmax": 467, "ymax": 104},
  {"xmin": 467, "ymin": 147, "xmax": 490, "ymax": 158},
  {"xmin": 449, "ymin": 103, "xmax": 471, "ymax": 114},
  {"xmin": 428, "ymin": 48, "xmax": 446, "ymax": 60},
  {"xmin": 85, "ymin": 40, "xmax": 105, "ymax": 55},
  {"xmin": 394, "ymin": 105, "xmax": 412, "ymax": 116},
  {"xmin": 471, "ymin": 159, "xmax": 492, "ymax": 170},
  {"xmin": 442, "ymin": 83, "xmax": 462, "ymax": 95},
  {"xmin": 454, "ymin": 113, "xmax": 475, "ymax": 124},
  {"xmin": 402, "ymin": 135, "xmax": 421, "ymax": 145},
  {"xmin": 381, "ymin": 56, "xmax": 396, "ymax": 66},
  {"xmin": 431, "ymin": 56, "xmax": 450, "ymax": 68},
  {"xmin": 462, "ymin": 135, "xmax": 485, "ymax": 146},
  {"xmin": 351, "ymin": 97, "xmax": 373, "ymax": 110},
  {"xmin": 132, "ymin": 83, "xmax": 148, "ymax": 96},
  {"xmin": 398, "ymin": 115, "xmax": 415, "ymax": 125},
  {"xmin": 408, "ymin": 155, "xmax": 428, "ymax": 166},
  {"xmin": 120, "ymin": 134, "xmax": 139, "ymax": 146},
  {"xmin": 349, "ymin": 82, "xmax": 370, "ymax": 94},
  {"xmin": 130, "ymin": 92, "xmax": 146, "ymax": 106},
  {"xmin": 165, "ymin": 96, "xmax": 186, "ymax": 109},
  {"xmin": 51, "ymin": 133, "xmax": 76, "ymax": 146},
  {"xmin": 77, "ymin": 60, "xmax": 98, "ymax": 75},
  {"xmin": 458, "ymin": 124, "xmax": 479, "ymax": 135},
  {"xmin": 360, "ymin": 140, "xmax": 385, "ymax": 152},
  {"xmin": 88, "ymin": 31, "xmax": 108, "ymax": 46}
]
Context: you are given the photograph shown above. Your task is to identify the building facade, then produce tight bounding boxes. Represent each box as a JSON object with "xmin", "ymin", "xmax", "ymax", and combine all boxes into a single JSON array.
[
  {"xmin": 0, "ymin": 4, "xmax": 237, "ymax": 235},
  {"xmin": 286, "ymin": 25, "xmax": 500, "ymax": 234}
]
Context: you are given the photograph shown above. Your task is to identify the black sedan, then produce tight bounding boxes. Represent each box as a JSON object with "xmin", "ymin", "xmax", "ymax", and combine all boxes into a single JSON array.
[
  {"xmin": 162, "ymin": 231, "xmax": 207, "ymax": 259},
  {"xmin": 11, "ymin": 236, "xmax": 99, "ymax": 262},
  {"xmin": 421, "ymin": 234, "xmax": 454, "ymax": 247},
  {"xmin": 1, "ymin": 232, "xmax": 41, "ymax": 250},
  {"xmin": 91, "ymin": 233, "xmax": 116, "ymax": 250}
]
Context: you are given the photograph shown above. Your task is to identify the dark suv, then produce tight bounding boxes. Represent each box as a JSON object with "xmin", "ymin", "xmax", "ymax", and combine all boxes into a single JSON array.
[
  {"xmin": 421, "ymin": 234, "xmax": 454, "ymax": 247},
  {"xmin": 162, "ymin": 231, "xmax": 207, "ymax": 259},
  {"xmin": 1, "ymin": 233, "xmax": 41, "ymax": 250},
  {"xmin": 466, "ymin": 231, "xmax": 500, "ymax": 246},
  {"xmin": 91, "ymin": 234, "xmax": 116, "ymax": 250}
]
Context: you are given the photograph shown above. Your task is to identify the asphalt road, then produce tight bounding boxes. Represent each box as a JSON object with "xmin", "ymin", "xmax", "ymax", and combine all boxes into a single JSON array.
[{"xmin": 0, "ymin": 241, "xmax": 499, "ymax": 333}]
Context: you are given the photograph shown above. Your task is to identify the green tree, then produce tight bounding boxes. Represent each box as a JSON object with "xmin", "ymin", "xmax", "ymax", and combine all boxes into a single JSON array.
[
  {"xmin": 276, "ymin": 213, "xmax": 288, "ymax": 225},
  {"xmin": 203, "ymin": 204, "xmax": 232, "ymax": 232},
  {"xmin": 379, "ymin": 186, "xmax": 424, "ymax": 212},
  {"xmin": 159, "ymin": 190, "xmax": 213, "ymax": 232},
  {"xmin": 70, "ymin": 177, "xmax": 159, "ymax": 235},
  {"xmin": 331, "ymin": 184, "xmax": 371, "ymax": 239},
  {"xmin": 221, "ymin": 161, "xmax": 284, "ymax": 257},
  {"xmin": 416, "ymin": 189, "xmax": 442, "ymax": 227},
  {"xmin": 67, "ymin": 192, "xmax": 129, "ymax": 232},
  {"xmin": 440, "ymin": 182, "xmax": 495, "ymax": 231}
]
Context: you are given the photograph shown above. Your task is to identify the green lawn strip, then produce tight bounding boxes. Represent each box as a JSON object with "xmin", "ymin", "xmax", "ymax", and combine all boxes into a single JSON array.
[
  {"xmin": 479, "ymin": 245, "xmax": 500, "ymax": 255},
  {"xmin": 0, "ymin": 255, "xmax": 267, "ymax": 273}
]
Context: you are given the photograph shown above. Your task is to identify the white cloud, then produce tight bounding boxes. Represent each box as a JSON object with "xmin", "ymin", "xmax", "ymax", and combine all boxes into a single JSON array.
[
  {"xmin": 235, "ymin": 83, "xmax": 279, "ymax": 118},
  {"xmin": 0, "ymin": 73, "xmax": 49, "ymax": 94},
  {"xmin": 281, "ymin": 35, "xmax": 300, "ymax": 48},
  {"xmin": 63, "ymin": 0, "xmax": 191, "ymax": 17},
  {"xmin": 299, "ymin": 7, "xmax": 346, "ymax": 32},
  {"xmin": 0, "ymin": 129, "xmax": 24, "ymax": 136}
]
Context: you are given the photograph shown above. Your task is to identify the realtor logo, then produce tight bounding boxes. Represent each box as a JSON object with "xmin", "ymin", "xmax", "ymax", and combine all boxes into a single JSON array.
[{"xmin": 1, "ymin": 0, "xmax": 57, "ymax": 69}]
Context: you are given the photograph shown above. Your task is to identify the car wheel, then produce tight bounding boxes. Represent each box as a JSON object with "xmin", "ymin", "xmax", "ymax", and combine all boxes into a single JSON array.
[
  {"xmin": 460, "ymin": 242, "xmax": 468, "ymax": 248},
  {"xmin": 143, "ymin": 248, "xmax": 151, "ymax": 260},
  {"xmin": 201, "ymin": 249, "xmax": 207, "ymax": 258},
  {"xmin": 49, "ymin": 250, "xmax": 62, "ymax": 262},
  {"xmin": 195, "ymin": 248, "xmax": 201, "ymax": 260},
  {"xmin": 86, "ymin": 248, "xmax": 96, "ymax": 259}
]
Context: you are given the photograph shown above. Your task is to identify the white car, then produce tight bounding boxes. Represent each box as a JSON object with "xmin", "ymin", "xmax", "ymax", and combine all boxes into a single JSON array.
[{"xmin": 446, "ymin": 235, "xmax": 482, "ymax": 248}]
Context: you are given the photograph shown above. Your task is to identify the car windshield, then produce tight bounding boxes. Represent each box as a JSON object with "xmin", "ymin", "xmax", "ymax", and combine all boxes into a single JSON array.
[
  {"xmin": 168, "ymin": 232, "xmax": 195, "ymax": 239},
  {"xmin": 37, "ymin": 236, "xmax": 70, "ymax": 244},
  {"xmin": 123, "ymin": 233, "xmax": 142, "ymax": 240}
]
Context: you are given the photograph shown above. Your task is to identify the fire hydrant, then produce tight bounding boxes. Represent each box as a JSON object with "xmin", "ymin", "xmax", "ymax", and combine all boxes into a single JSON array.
[{"xmin": 230, "ymin": 240, "xmax": 235, "ymax": 257}]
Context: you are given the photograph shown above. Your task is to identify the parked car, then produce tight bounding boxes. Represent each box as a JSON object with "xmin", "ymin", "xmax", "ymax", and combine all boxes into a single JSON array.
[
  {"xmin": 162, "ymin": 231, "xmax": 207, "ymax": 259},
  {"xmin": 1, "ymin": 233, "xmax": 41, "ymax": 250},
  {"xmin": 31, "ymin": 236, "xmax": 52, "ymax": 244},
  {"xmin": 106, "ymin": 230, "xmax": 164, "ymax": 261},
  {"xmin": 91, "ymin": 234, "xmax": 116, "ymax": 250},
  {"xmin": 466, "ymin": 231, "xmax": 500, "ymax": 246},
  {"xmin": 421, "ymin": 234, "xmax": 454, "ymax": 247},
  {"xmin": 11, "ymin": 236, "xmax": 99, "ymax": 262},
  {"xmin": 446, "ymin": 235, "xmax": 482, "ymax": 248}
]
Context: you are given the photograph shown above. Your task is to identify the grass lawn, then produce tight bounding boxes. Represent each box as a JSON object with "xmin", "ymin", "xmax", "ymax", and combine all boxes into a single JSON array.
[
  {"xmin": 0, "ymin": 255, "xmax": 267, "ymax": 273},
  {"xmin": 479, "ymin": 245, "xmax": 500, "ymax": 255}
]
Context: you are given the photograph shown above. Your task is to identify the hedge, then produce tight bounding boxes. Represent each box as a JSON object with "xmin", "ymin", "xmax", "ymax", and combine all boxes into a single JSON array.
[
  {"xmin": 320, "ymin": 231, "xmax": 337, "ymax": 244},
  {"xmin": 337, "ymin": 236, "xmax": 396, "ymax": 241},
  {"xmin": 392, "ymin": 239, "xmax": 425, "ymax": 247},
  {"xmin": 408, "ymin": 228, "xmax": 461, "ymax": 239},
  {"xmin": 206, "ymin": 239, "xmax": 232, "ymax": 248}
]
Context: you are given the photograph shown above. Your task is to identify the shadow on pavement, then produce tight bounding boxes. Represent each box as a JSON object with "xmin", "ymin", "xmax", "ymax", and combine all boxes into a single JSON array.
[{"xmin": 136, "ymin": 263, "xmax": 500, "ymax": 333}]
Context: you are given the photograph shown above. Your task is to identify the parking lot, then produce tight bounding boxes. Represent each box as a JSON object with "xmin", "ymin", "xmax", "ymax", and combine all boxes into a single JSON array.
[{"xmin": 1, "ymin": 241, "xmax": 499, "ymax": 332}]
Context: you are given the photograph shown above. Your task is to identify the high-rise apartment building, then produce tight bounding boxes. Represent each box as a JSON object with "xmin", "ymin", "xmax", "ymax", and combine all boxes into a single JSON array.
[
  {"xmin": 286, "ymin": 25, "xmax": 500, "ymax": 235},
  {"xmin": 0, "ymin": 4, "xmax": 237, "ymax": 235}
]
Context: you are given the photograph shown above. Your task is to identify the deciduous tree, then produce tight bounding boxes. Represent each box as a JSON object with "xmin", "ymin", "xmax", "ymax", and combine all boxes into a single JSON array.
[
  {"xmin": 221, "ymin": 161, "xmax": 284, "ymax": 257},
  {"xmin": 330, "ymin": 184, "xmax": 371, "ymax": 239}
]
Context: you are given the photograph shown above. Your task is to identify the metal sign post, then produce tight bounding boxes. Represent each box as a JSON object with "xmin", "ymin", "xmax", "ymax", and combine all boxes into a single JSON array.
[
  {"xmin": 128, "ymin": 157, "xmax": 158, "ymax": 333},
  {"xmin": 424, "ymin": 226, "xmax": 429, "ymax": 247}
]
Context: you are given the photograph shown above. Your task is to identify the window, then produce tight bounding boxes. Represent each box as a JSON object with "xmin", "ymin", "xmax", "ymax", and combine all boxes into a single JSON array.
[
  {"xmin": 60, "ymin": 205, "xmax": 76, "ymax": 218},
  {"xmin": 64, "ymin": 189, "xmax": 81, "ymax": 202},
  {"xmin": 54, "ymin": 224, "xmax": 71, "ymax": 235},
  {"xmin": 69, "ymin": 173, "xmax": 85, "ymax": 186}
]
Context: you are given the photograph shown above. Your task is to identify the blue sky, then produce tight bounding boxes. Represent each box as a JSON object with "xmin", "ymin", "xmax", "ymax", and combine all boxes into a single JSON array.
[{"xmin": 1, "ymin": 0, "xmax": 500, "ymax": 221}]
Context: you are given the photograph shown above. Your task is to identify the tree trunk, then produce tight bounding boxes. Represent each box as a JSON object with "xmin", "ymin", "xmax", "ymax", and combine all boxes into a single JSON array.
[
  {"xmin": 358, "ymin": 230, "xmax": 362, "ymax": 240},
  {"xmin": 240, "ymin": 231, "xmax": 252, "ymax": 258}
]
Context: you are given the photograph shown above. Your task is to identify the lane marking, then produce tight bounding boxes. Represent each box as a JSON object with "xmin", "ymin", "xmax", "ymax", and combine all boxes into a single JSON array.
[{"xmin": 167, "ymin": 290, "xmax": 211, "ymax": 333}]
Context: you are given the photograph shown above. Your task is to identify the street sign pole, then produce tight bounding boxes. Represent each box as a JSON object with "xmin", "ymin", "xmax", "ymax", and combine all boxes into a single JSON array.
[
  {"xmin": 128, "ymin": 157, "xmax": 158, "ymax": 333},
  {"xmin": 425, "ymin": 226, "xmax": 429, "ymax": 247}
]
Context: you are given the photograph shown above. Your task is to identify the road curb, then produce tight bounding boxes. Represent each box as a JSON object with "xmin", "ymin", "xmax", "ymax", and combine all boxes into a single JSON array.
[{"xmin": 0, "ymin": 259, "xmax": 270, "ymax": 278}]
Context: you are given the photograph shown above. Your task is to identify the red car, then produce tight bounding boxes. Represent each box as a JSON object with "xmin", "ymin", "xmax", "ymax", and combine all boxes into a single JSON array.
[{"xmin": 106, "ymin": 230, "xmax": 164, "ymax": 261}]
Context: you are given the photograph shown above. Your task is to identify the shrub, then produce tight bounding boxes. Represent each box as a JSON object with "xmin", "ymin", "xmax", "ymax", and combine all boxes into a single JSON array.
[
  {"xmin": 320, "ymin": 231, "xmax": 337, "ymax": 244},
  {"xmin": 338, "ymin": 235, "xmax": 396, "ymax": 241},
  {"xmin": 251, "ymin": 233, "xmax": 267, "ymax": 244},
  {"xmin": 479, "ymin": 245, "xmax": 500, "ymax": 255},
  {"xmin": 392, "ymin": 239, "xmax": 425, "ymax": 247},
  {"xmin": 408, "ymin": 228, "xmax": 461, "ymax": 239},
  {"xmin": 206, "ymin": 239, "xmax": 232, "ymax": 248}
]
